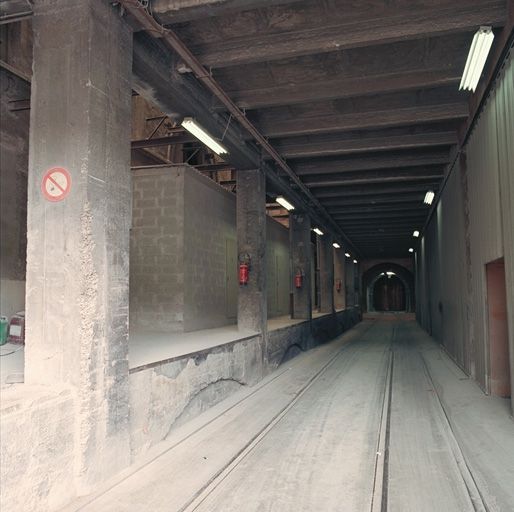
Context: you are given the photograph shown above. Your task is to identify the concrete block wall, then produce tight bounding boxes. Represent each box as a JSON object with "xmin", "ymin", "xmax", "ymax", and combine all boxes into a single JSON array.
[
  {"xmin": 130, "ymin": 167, "xmax": 185, "ymax": 332},
  {"xmin": 0, "ymin": 387, "xmax": 76, "ymax": 512},
  {"xmin": 183, "ymin": 170, "xmax": 237, "ymax": 330},
  {"xmin": 130, "ymin": 165, "xmax": 291, "ymax": 333},
  {"xmin": 0, "ymin": 69, "xmax": 29, "ymax": 318},
  {"xmin": 266, "ymin": 216, "xmax": 291, "ymax": 317}
]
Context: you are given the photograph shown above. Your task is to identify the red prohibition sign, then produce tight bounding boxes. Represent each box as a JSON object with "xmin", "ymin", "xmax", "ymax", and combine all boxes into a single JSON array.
[{"xmin": 41, "ymin": 167, "xmax": 72, "ymax": 202}]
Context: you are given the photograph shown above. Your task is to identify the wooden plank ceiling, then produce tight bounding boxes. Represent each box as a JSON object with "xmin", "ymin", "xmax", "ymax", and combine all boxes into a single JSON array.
[{"xmin": 151, "ymin": 0, "xmax": 505, "ymax": 259}]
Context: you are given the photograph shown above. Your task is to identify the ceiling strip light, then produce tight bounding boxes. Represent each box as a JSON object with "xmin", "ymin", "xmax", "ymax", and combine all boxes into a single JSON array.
[
  {"xmin": 409, "ymin": 248, "xmax": 414, "ymax": 253},
  {"xmin": 345, "ymin": 253, "xmax": 351, "ymax": 258},
  {"xmin": 459, "ymin": 26, "xmax": 494, "ymax": 92},
  {"xmin": 181, "ymin": 117, "xmax": 228, "ymax": 155},
  {"xmin": 353, "ymin": 259, "xmax": 358, "ymax": 264},
  {"xmin": 313, "ymin": 228, "xmax": 324, "ymax": 236},
  {"xmin": 424, "ymin": 190, "xmax": 435, "ymax": 205},
  {"xmin": 413, "ymin": 230, "xmax": 420, "ymax": 238},
  {"xmin": 276, "ymin": 196, "xmax": 295, "ymax": 211},
  {"xmin": 333, "ymin": 242, "xmax": 341, "ymax": 249}
]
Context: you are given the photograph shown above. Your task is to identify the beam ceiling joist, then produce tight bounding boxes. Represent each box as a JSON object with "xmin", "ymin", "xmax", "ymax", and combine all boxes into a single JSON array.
[
  {"xmin": 230, "ymin": 69, "xmax": 461, "ymax": 110},
  {"xmin": 258, "ymin": 103, "xmax": 468, "ymax": 138},
  {"xmin": 191, "ymin": 1, "xmax": 506, "ymax": 68},
  {"xmin": 292, "ymin": 151, "xmax": 450, "ymax": 176},
  {"xmin": 327, "ymin": 202, "xmax": 430, "ymax": 213},
  {"xmin": 304, "ymin": 173, "xmax": 443, "ymax": 189},
  {"xmin": 270, "ymin": 131, "xmax": 457, "ymax": 159},
  {"xmin": 314, "ymin": 183, "xmax": 440, "ymax": 199},
  {"xmin": 322, "ymin": 195, "xmax": 428, "ymax": 207},
  {"xmin": 153, "ymin": 0, "xmax": 303, "ymax": 24},
  {"xmin": 335, "ymin": 212, "xmax": 427, "ymax": 221}
]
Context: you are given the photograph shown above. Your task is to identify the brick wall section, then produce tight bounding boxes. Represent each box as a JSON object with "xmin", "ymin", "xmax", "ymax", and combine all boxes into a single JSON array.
[
  {"xmin": 130, "ymin": 167, "xmax": 185, "ymax": 331},
  {"xmin": 183, "ymin": 170, "xmax": 237, "ymax": 331},
  {"xmin": 130, "ymin": 165, "xmax": 291, "ymax": 333}
]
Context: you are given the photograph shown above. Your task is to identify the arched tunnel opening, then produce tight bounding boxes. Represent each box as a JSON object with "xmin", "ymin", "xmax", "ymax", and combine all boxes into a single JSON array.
[
  {"xmin": 363, "ymin": 263, "xmax": 415, "ymax": 313},
  {"xmin": 373, "ymin": 274, "xmax": 406, "ymax": 312}
]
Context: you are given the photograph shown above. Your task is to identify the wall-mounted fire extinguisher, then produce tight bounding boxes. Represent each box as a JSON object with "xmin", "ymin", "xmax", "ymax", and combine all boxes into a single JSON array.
[
  {"xmin": 239, "ymin": 253, "xmax": 251, "ymax": 285},
  {"xmin": 295, "ymin": 268, "xmax": 303, "ymax": 289},
  {"xmin": 336, "ymin": 279, "xmax": 342, "ymax": 293}
]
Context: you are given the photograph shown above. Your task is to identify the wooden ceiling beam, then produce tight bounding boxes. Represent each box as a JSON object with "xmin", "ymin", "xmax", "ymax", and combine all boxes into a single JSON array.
[
  {"xmin": 270, "ymin": 131, "xmax": 457, "ymax": 159},
  {"xmin": 322, "ymin": 195, "xmax": 428, "ymax": 207},
  {"xmin": 192, "ymin": 1, "xmax": 505, "ymax": 68},
  {"xmin": 258, "ymin": 103, "xmax": 468, "ymax": 138},
  {"xmin": 230, "ymin": 69, "xmax": 461, "ymax": 110},
  {"xmin": 153, "ymin": 0, "xmax": 303, "ymax": 24},
  {"xmin": 314, "ymin": 183, "xmax": 440, "ymax": 198},
  {"xmin": 305, "ymin": 173, "xmax": 443, "ymax": 188},
  {"xmin": 292, "ymin": 150, "xmax": 450, "ymax": 176}
]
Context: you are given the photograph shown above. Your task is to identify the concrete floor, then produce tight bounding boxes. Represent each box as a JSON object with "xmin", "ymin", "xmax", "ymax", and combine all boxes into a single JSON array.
[{"xmin": 60, "ymin": 319, "xmax": 514, "ymax": 511}]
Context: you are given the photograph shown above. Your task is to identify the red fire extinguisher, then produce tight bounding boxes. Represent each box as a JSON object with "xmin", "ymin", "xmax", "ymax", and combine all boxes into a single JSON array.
[
  {"xmin": 239, "ymin": 253, "xmax": 251, "ymax": 285},
  {"xmin": 295, "ymin": 269, "xmax": 303, "ymax": 289},
  {"xmin": 336, "ymin": 279, "xmax": 342, "ymax": 293}
]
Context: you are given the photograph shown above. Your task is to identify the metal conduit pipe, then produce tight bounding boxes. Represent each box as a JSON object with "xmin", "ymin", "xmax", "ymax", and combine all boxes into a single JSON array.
[{"xmin": 118, "ymin": 0, "xmax": 360, "ymax": 257}]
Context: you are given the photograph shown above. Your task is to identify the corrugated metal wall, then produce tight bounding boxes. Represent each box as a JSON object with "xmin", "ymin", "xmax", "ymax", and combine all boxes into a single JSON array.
[
  {"xmin": 466, "ymin": 84, "xmax": 503, "ymax": 390},
  {"xmin": 494, "ymin": 49, "xmax": 514, "ymax": 406},
  {"xmin": 417, "ymin": 48, "xmax": 514, "ymax": 403}
]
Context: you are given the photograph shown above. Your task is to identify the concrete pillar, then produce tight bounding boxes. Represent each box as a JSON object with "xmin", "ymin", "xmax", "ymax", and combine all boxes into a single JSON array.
[
  {"xmin": 290, "ymin": 213, "xmax": 312, "ymax": 320},
  {"xmin": 25, "ymin": 0, "xmax": 132, "ymax": 490},
  {"xmin": 237, "ymin": 169, "xmax": 267, "ymax": 333},
  {"xmin": 334, "ymin": 248, "xmax": 346, "ymax": 311},
  {"xmin": 319, "ymin": 235, "xmax": 335, "ymax": 314}
]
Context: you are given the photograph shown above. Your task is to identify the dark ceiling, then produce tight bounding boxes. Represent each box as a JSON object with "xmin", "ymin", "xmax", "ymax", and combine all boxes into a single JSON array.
[
  {"xmin": 2, "ymin": 0, "xmax": 508, "ymax": 258},
  {"xmin": 148, "ymin": 0, "xmax": 507, "ymax": 258}
]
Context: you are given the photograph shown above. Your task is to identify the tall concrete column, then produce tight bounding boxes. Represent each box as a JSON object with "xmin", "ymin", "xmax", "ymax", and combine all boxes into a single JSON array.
[
  {"xmin": 25, "ymin": 0, "xmax": 132, "ymax": 490},
  {"xmin": 290, "ymin": 213, "xmax": 312, "ymax": 320},
  {"xmin": 237, "ymin": 169, "xmax": 267, "ymax": 333},
  {"xmin": 319, "ymin": 235, "xmax": 335, "ymax": 314},
  {"xmin": 334, "ymin": 248, "xmax": 346, "ymax": 311}
]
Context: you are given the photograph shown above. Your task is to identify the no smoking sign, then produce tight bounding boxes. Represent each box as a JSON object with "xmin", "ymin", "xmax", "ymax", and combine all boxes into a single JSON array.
[{"xmin": 41, "ymin": 167, "xmax": 72, "ymax": 202}]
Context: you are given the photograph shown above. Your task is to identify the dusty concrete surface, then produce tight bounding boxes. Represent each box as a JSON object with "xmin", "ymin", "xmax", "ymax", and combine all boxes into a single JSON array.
[
  {"xmin": 0, "ymin": 386, "xmax": 76, "ymax": 512},
  {"xmin": 25, "ymin": 0, "xmax": 133, "ymax": 491},
  {"xmin": 60, "ymin": 317, "xmax": 513, "ymax": 512}
]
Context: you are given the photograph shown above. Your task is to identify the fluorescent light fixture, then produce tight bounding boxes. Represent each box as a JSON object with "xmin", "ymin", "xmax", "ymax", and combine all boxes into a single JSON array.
[
  {"xmin": 353, "ymin": 259, "xmax": 358, "ymax": 264},
  {"xmin": 386, "ymin": 271, "xmax": 395, "ymax": 276},
  {"xmin": 424, "ymin": 190, "xmax": 435, "ymax": 205},
  {"xmin": 276, "ymin": 196, "xmax": 295, "ymax": 211},
  {"xmin": 409, "ymin": 248, "xmax": 414, "ymax": 253},
  {"xmin": 333, "ymin": 242, "xmax": 341, "ymax": 249},
  {"xmin": 313, "ymin": 228, "xmax": 324, "ymax": 236},
  {"xmin": 460, "ymin": 26, "xmax": 495, "ymax": 92},
  {"xmin": 345, "ymin": 252, "xmax": 351, "ymax": 258},
  {"xmin": 181, "ymin": 117, "xmax": 228, "ymax": 155},
  {"xmin": 413, "ymin": 230, "xmax": 420, "ymax": 238}
]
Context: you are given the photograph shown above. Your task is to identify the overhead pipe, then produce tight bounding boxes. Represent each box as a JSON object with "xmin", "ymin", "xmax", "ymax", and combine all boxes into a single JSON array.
[{"xmin": 117, "ymin": 0, "xmax": 360, "ymax": 257}]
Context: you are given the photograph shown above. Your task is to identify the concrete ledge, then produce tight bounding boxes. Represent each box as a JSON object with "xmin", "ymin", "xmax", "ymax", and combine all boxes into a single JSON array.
[{"xmin": 129, "ymin": 308, "xmax": 361, "ymax": 460}]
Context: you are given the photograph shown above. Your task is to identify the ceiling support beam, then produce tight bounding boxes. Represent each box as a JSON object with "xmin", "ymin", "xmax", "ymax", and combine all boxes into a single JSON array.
[
  {"xmin": 192, "ymin": 1, "xmax": 505, "ymax": 68},
  {"xmin": 258, "ymin": 103, "xmax": 468, "ymax": 138},
  {"xmin": 270, "ymin": 131, "xmax": 457, "ymax": 159},
  {"xmin": 230, "ymin": 69, "xmax": 461, "ymax": 109},
  {"xmin": 292, "ymin": 150, "xmax": 450, "ymax": 175},
  {"xmin": 152, "ymin": 0, "xmax": 303, "ymax": 24}
]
